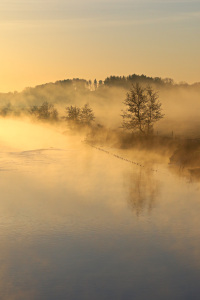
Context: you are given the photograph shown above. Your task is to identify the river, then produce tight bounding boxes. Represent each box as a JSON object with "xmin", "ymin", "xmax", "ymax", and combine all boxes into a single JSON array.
[{"xmin": 0, "ymin": 119, "xmax": 200, "ymax": 300}]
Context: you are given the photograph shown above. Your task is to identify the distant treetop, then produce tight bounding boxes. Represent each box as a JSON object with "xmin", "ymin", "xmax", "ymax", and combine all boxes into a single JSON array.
[{"xmin": 103, "ymin": 74, "xmax": 168, "ymax": 88}]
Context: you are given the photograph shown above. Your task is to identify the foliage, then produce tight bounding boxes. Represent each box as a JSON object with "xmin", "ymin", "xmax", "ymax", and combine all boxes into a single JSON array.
[
  {"xmin": 29, "ymin": 101, "xmax": 59, "ymax": 121},
  {"xmin": 64, "ymin": 105, "xmax": 80, "ymax": 126},
  {"xmin": 64, "ymin": 104, "xmax": 95, "ymax": 128},
  {"xmin": 145, "ymin": 86, "xmax": 164, "ymax": 134},
  {"xmin": 0, "ymin": 103, "xmax": 13, "ymax": 117},
  {"xmin": 80, "ymin": 104, "xmax": 95, "ymax": 126},
  {"xmin": 104, "ymin": 74, "xmax": 167, "ymax": 88},
  {"xmin": 0, "ymin": 103, "xmax": 24, "ymax": 117},
  {"xmin": 122, "ymin": 83, "xmax": 164, "ymax": 135}
]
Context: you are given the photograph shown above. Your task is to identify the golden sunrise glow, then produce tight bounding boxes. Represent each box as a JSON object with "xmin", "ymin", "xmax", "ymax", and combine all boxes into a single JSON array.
[
  {"xmin": 1, "ymin": 2, "xmax": 200, "ymax": 299},
  {"xmin": 0, "ymin": 0, "xmax": 200, "ymax": 92}
]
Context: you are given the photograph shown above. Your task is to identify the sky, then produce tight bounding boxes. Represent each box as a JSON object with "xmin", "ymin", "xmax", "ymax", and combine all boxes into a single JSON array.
[{"xmin": 0, "ymin": 0, "xmax": 200, "ymax": 92}]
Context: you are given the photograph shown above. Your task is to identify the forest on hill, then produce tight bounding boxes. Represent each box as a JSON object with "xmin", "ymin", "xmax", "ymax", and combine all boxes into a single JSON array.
[
  {"xmin": 0, "ymin": 73, "xmax": 200, "ymax": 138},
  {"xmin": 0, "ymin": 73, "xmax": 200, "ymax": 173}
]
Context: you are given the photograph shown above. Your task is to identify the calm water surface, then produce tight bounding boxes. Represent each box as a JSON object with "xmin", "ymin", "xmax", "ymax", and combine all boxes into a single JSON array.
[{"xmin": 0, "ymin": 120, "xmax": 200, "ymax": 300}]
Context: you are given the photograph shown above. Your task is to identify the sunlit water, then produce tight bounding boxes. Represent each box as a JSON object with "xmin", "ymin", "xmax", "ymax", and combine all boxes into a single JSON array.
[{"xmin": 0, "ymin": 119, "xmax": 200, "ymax": 300}]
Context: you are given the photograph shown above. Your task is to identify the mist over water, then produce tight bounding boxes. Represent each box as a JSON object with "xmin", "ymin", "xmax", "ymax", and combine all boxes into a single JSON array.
[
  {"xmin": 1, "ymin": 79, "xmax": 200, "ymax": 136},
  {"xmin": 0, "ymin": 118, "xmax": 200, "ymax": 299}
]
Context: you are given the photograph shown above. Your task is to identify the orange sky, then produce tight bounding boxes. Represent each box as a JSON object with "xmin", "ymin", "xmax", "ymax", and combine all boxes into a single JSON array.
[{"xmin": 0, "ymin": 0, "xmax": 200, "ymax": 92}]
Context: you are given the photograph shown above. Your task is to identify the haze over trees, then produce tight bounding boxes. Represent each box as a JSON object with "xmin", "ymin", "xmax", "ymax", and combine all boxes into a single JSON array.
[
  {"xmin": 64, "ymin": 104, "xmax": 95, "ymax": 129},
  {"xmin": 64, "ymin": 105, "xmax": 80, "ymax": 122},
  {"xmin": 122, "ymin": 83, "xmax": 164, "ymax": 135},
  {"xmin": 29, "ymin": 101, "xmax": 59, "ymax": 122},
  {"xmin": 0, "ymin": 73, "xmax": 200, "ymax": 137}
]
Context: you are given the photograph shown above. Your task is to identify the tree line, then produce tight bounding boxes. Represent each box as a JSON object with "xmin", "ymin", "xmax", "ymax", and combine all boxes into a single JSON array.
[
  {"xmin": 0, "ymin": 83, "xmax": 164, "ymax": 135},
  {"xmin": 28, "ymin": 102, "xmax": 95, "ymax": 128}
]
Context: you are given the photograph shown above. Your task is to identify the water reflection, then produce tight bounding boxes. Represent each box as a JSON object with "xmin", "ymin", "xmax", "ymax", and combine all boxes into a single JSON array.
[
  {"xmin": 169, "ymin": 164, "xmax": 200, "ymax": 184},
  {"xmin": 1, "ymin": 120, "xmax": 200, "ymax": 299},
  {"xmin": 127, "ymin": 169, "xmax": 160, "ymax": 216}
]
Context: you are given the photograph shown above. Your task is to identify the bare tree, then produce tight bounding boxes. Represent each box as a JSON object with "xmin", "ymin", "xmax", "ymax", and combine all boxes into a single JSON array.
[
  {"xmin": 29, "ymin": 101, "xmax": 59, "ymax": 122},
  {"xmin": 64, "ymin": 105, "xmax": 81, "ymax": 129},
  {"xmin": 64, "ymin": 105, "xmax": 80, "ymax": 122},
  {"xmin": 64, "ymin": 104, "xmax": 95, "ymax": 129},
  {"xmin": 122, "ymin": 83, "xmax": 147, "ymax": 134},
  {"xmin": 80, "ymin": 104, "xmax": 95, "ymax": 126},
  {"xmin": 145, "ymin": 86, "xmax": 164, "ymax": 134},
  {"xmin": 122, "ymin": 83, "xmax": 164, "ymax": 135}
]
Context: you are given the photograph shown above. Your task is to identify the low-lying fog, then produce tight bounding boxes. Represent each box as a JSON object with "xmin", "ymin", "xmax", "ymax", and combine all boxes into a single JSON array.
[
  {"xmin": 0, "ymin": 119, "xmax": 200, "ymax": 300},
  {"xmin": 1, "ymin": 79, "xmax": 200, "ymax": 137}
]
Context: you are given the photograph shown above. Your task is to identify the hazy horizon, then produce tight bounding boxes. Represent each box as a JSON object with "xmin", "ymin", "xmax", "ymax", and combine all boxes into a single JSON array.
[
  {"xmin": 1, "ymin": 1, "xmax": 200, "ymax": 299},
  {"xmin": 0, "ymin": 72, "xmax": 199, "ymax": 94},
  {"xmin": 1, "ymin": 0, "xmax": 200, "ymax": 92}
]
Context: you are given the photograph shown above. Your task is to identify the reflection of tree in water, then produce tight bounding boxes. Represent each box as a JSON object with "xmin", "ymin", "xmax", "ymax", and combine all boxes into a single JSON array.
[
  {"xmin": 169, "ymin": 165, "xmax": 200, "ymax": 184},
  {"xmin": 127, "ymin": 170, "xmax": 160, "ymax": 216}
]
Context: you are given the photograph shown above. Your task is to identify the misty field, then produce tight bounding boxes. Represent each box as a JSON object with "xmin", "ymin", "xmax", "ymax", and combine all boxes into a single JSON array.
[{"xmin": 0, "ymin": 117, "xmax": 200, "ymax": 300}]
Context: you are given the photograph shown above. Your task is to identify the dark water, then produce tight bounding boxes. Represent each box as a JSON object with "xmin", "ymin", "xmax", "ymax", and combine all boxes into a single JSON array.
[{"xmin": 0, "ymin": 120, "xmax": 200, "ymax": 300}]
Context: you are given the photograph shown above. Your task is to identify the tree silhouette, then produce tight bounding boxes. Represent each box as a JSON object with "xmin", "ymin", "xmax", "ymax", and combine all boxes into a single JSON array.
[
  {"xmin": 80, "ymin": 104, "xmax": 95, "ymax": 126},
  {"xmin": 64, "ymin": 105, "xmax": 80, "ymax": 128},
  {"xmin": 145, "ymin": 86, "xmax": 164, "ymax": 134},
  {"xmin": 94, "ymin": 79, "xmax": 97, "ymax": 90},
  {"xmin": 122, "ymin": 83, "xmax": 164, "ymax": 135},
  {"xmin": 64, "ymin": 104, "xmax": 95, "ymax": 129},
  {"xmin": 29, "ymin": 101, "xmax": 59, "ymax": 121},
  {"xmin": 64, "ymin": 105, "xmax": 80, "ymax": 122}
]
